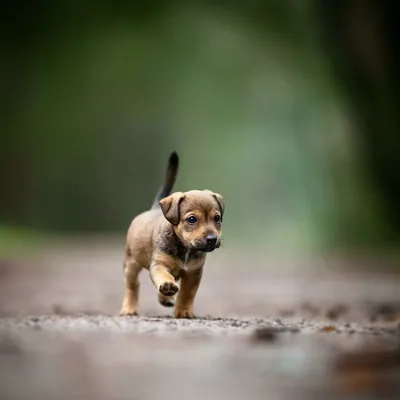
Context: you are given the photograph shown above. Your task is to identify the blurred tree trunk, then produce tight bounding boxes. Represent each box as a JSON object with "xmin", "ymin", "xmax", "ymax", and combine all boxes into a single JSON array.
[
  {"xmin": 317, "ymin": 0, "xmax": 399, "ymax": 238},
  {"xmin": 0, "ymin": 56, "xmax": 31, "ymax": 225}
]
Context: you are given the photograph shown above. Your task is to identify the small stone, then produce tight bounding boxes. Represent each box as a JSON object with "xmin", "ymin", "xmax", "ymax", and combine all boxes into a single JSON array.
[{"xmin": 252, "ymin": 327, "xmax": 278, "ymax": 343}]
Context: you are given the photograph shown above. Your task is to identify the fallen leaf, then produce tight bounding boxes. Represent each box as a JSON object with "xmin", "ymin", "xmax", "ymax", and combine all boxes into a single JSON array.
[
  {"xmin": 319, "ymin": 325, "xmax": 337, "ymax": 332},
  {"xmin": 334, "ymin": 345, "xmax": 400, "ymax": 394}
]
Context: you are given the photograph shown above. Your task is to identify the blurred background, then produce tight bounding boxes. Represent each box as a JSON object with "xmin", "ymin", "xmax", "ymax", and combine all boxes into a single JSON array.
[
  {"xmin": 1, "ymin": 2, "xmax": 400, "ymax": 399},
  {"xmin": 1, "ymin": 0, "xmax": 399, "ymax": 256}
]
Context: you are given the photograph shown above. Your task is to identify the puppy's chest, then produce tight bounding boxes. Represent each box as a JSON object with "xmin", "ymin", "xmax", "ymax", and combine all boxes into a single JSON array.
[
  {"xmin": 168, "ymin": 250, "xmax": 204, "ymax": 280},
  {"xmin": 160, "ymin": 239, "xmax": 203, "ymax": 262},
  {"xmin": 183, "ymin": 250, "xmax": 205, "ymax": 269}
]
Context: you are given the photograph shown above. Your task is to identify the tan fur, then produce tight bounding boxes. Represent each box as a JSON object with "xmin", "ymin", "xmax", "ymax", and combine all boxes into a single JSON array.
[{"xmin": 119, "ymin": 154, "xmax": 224, "ymax": 319}]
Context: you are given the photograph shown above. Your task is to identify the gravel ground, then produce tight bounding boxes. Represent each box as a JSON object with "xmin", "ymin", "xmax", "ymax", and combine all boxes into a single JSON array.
[{"xmin": 1, "ymin": 238, "xmax": 400, "ymax": 399}]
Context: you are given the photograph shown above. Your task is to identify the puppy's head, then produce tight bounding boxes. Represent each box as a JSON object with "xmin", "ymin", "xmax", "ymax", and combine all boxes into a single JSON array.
[{"xmin": 159, "ymin": 189, "xmax": 224, "ymax": 252}]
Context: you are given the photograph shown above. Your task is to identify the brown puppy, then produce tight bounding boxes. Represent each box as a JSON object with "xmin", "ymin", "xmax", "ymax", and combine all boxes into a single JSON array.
[{"xmin": 119, "ymin": 152, "xmax": 225, "ymax": 319}]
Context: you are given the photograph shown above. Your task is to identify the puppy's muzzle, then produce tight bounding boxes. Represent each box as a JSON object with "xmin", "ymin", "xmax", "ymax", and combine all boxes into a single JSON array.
[{"xmin": 194, "ymin": 234, "xmax": 220, "ymax": 252}]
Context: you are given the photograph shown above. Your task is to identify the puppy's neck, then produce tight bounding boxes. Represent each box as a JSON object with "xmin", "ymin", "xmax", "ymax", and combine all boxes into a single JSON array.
[
  {"xmin": 163, "ymin": 225, "xmax": 202, "ymax": 263},
  {"xmin": 170, "ymin": 227, "xmax": 188, "ymax": 258}
]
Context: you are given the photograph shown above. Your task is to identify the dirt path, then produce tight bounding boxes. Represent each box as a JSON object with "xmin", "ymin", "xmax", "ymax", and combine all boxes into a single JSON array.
[{"xmin": 1, "ymin": 239, "xmax": 400, "ymax": 399}]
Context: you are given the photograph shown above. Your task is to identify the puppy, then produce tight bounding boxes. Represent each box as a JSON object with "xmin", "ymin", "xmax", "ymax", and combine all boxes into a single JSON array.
[{"xmin": 119, "ymin": 151, "xmax": 225, "ymax": 319}]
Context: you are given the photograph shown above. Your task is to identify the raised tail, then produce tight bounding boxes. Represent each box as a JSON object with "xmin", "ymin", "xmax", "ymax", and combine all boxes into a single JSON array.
[{"xmin": 151, "ymin": 151, "xmax": 179, "ymax": 209}]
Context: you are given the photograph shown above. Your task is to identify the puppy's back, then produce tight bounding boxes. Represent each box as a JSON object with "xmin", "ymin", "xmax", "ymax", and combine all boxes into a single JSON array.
[
  {"xmin": 126, "ymin": 209, "xmax": 164, "ymax": 267},
  {"xmin": 125, "ymin": 151, "xmax": 179, "ymax": 268}
]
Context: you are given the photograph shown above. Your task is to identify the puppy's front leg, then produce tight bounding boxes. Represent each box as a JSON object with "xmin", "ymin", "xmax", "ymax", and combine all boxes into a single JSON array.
[
  {"xmin": 149, "ymin": 253, "xmax": 179, "ymax": 298},
  {"xmin": 174, "ymin": 266, "xmax": 203, "ymax": 319}
]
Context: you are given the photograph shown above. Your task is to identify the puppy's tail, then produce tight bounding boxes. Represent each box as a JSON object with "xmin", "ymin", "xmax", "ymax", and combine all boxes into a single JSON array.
[{"xmin": 151, "ymin": 151, "xmax": 179, "ymax": 209}]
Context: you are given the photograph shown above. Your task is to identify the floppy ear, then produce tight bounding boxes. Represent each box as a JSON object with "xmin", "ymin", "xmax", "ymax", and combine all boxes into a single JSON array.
[
  {"xmin": 159, "ymin": 192, "xmax": 185, "ymax": 225},
  {"xmin": 205, "ymin": 190, "xmax": 225, "ymax": 220}
]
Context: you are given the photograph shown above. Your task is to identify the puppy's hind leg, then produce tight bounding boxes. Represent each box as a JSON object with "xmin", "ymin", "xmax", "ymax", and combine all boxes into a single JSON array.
[{"xmin": 120, "ymin": 258, "xmax": 142, "ymax": 316}]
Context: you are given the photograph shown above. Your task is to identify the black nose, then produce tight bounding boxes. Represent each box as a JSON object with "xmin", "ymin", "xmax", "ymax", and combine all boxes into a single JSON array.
[{"xmin": 206, "ymin": 234, "xmax": 217, "ymax": 246}]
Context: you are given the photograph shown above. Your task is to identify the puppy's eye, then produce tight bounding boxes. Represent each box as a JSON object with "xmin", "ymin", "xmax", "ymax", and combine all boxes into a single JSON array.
[
  {"xmin": 214, "ymin": 215, "xmax": 221, "ymax": 224},
  {"xmin": 187, "ymin": 215, "xmax": 197, "ymax": 224}
]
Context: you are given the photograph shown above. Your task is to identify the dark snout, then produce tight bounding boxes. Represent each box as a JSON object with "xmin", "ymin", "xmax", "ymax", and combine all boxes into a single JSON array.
[
  {"xmin": 195, "ymin": 234, "xmax": 220, "ymax": 252},
  {"xmin": 206, "ymin": 234, "xmax": 217, "ymax": 246}
]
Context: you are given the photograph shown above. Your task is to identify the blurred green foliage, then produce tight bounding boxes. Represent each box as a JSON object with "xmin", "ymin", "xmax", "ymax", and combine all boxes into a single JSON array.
[{"xmin": 1, "ymin": 1, "xmax": 398, "ymax": 254}]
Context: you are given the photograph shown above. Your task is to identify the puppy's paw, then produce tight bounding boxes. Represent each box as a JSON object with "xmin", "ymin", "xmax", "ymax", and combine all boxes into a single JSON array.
[
  {"xmin": 174, "ymin": 309, "xmax": 195, "ymax": 319},
  {"xmin": 119, "ymin": 307, "xmax": 139, "ymax": 317},
  {"xmin": 159, "ymin": 281, "xmax": 179, "ymax": 297},
  {"xmin": 158, "ymin": 293, "xmax": 175, "ymax": 307}
]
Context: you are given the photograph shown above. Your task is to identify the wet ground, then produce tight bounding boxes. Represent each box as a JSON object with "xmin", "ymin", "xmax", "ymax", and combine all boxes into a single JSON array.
[{"xmin": 1, "ymin": 237, "xmax": 400, "ymax": 399}]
